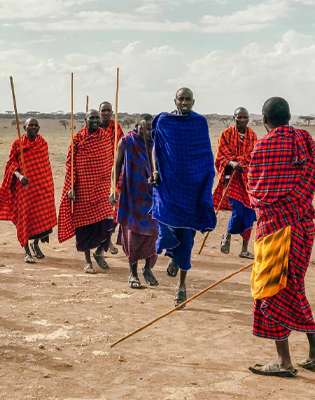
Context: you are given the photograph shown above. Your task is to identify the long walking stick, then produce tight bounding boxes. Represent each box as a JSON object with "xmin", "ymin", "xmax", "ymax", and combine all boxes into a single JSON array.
[
  {"xmin": 112, "ymin": 67, "xmax": 119, "ymax": 208},
  {"xmin": 9, "ymin": 76, "xmax": 26, "ymax": 178},
  {"xmin": 141, "ymin": 120, "xmax": 153, "ymax": 179},
  {"xmin": 110, "ymin": 262, "xmax": 253, "ymax": 348},
  {"xmin": 71, "ymin": 73, "xmax": 74, "ymax": 214},
  {"xmin": 198, "ymin": 169, "xmax": 237, "ymax": 255},
  {"xmin": 86, "ymin": 95, "xmax": 89, "ymax": 113}
]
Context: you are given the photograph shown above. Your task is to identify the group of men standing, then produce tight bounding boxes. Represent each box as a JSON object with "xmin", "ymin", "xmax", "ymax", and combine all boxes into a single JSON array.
[{"xmin": 1, "ymin": 90, "xmax": 315, "ymax": 377}]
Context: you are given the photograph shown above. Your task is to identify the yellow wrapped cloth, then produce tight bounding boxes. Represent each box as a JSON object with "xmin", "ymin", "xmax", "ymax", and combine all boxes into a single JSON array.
[{"xmin": 251, "ymin": 226, "xmax": 291, "ymax": 299}]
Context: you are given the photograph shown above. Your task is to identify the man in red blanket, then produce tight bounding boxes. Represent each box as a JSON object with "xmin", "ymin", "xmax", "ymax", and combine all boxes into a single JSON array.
[
  {"xmin": 248, "ymin": 97, "xmax": 315, "ymax": 377},
  {"xmin": 109, "ymin": 114, "xmax": 159, "ymax": 288},
  {"xmin": 0, "ymin": 118, "xmax": 57, "ymax": 263},
  {"xmin": 99, "ymin": 101, "xmax": 124, "ymax": 255},
  {"xmin": 58, "ymin": 110, "xmax": 113, "ymax": 274},
  {"xmin": 213, "ymin": 107, "xmax": 257, "ymax": 259}
]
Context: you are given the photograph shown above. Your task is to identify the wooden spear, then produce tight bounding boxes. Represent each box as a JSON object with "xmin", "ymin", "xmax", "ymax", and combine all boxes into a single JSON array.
[
  {"xmin": 71, "ymin": 73, "xmax": 74, "ymax": 214},
  {"xmin": 198, "ymin": 169, "xmax": 237, "ymax": 255},
  {"xmin": 141, "ymin": 120, "xmax": 153, "ymax": 180},
  {"xmin": 110, "ymin": 261, "xmax": 253, "ymax": 348},
  {"xmin": 9, "ymin": 76, "xmax": 26, "ymax": 179},
  {"xmin": 86, "ymin": 95, "xmax": 89, "ymax": 113},
  {"xmin": 112, "ymin": 67, "xmax": 120, "ymax": 208}
]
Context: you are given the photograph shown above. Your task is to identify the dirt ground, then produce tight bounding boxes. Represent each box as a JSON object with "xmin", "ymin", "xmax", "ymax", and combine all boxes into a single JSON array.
[{"xmin": 1, "ymin": 119, "xmax": 315, "ymax": 400}]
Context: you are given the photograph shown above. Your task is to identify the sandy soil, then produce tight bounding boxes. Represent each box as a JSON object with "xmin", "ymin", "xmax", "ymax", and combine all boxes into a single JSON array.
[{"xmin": 1, "ymin": 120, "xmax": 315, "ymax": 400}]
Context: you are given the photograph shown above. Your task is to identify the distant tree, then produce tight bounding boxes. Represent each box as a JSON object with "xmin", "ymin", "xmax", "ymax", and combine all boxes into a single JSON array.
[
  {"xmin": 5, "ymin": 111, "xmax": 14, "ymax": 115},
  {"xmin": 59, "ymin": 120, "xmax": 70, "ymax": 130},
  {"xmin": 122, "ymin": 117, "xmax": 136, "ymax": 129},
  {"xmin": 220, "ymin": 116, "xmax": 233, "ymax": 128},
  {"xmin": 298, "ymin": 116, "xmax": 315, "ymax": 126},
  {"xmin": 11, "ymin": 120, "xmax": 25, "ymax": 127},
  {"xmin": 26, "ymin": 111, "xmax": 40, "ymax": 115}
]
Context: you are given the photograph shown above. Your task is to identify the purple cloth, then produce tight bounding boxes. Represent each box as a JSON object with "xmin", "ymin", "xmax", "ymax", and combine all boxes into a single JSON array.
[
  {"xmin": 118, "ymin": 130, "xmax": 158, "ymax": 236},
  {"xmin": 75, "ymin": 218, "xmax": 114, "ymax": 252}
]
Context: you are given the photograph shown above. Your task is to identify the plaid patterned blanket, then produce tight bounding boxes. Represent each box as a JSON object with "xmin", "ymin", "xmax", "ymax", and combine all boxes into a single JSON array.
[
  {"xmin": 0, "ymin": 134, "xmax": 57, "ymax": 246},
  {"xmin": 213, "ymin": 125, "xmax": 257, "ymax": 210},
  {"xmin": 58, "ymin": 127, "xmax": 113, "ymax": 243},
  {"xmin": 118, "ymin": 130, "xmax": 158, "ymax": 236},
  {"xmin": 151, "ymin": 111, "xmax": 216, "ymax": 231}
]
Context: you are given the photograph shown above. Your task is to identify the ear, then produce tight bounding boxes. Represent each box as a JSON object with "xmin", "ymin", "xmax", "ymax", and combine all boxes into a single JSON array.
[
  {"xmin": 192, "ymin": 99, "xmax": 195, "ymax": 107},
  {"xmin": 23, "ymin": 125, "xmax": 26, "ymax": 131}
]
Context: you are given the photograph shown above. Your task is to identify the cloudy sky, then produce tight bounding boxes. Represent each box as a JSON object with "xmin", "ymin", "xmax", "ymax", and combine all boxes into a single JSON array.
[{"xmin": 0, "ymin": 0, "xmax": 314, "ymax": 115}]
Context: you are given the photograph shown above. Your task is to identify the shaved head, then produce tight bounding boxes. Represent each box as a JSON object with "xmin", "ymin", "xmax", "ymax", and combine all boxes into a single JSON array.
[
  {"xmin": 175, "ymin": 87, "xmax": 193, "ymax": 99},
  {"xmin": 234, "ymin": 107, "xmax": 248, "ymax": 117},
  {"xmin": 262, "ymin": 97, "xmax": 291, "ymax": 128},
  {"xmin": 174, "ymin": 87, "xmax": 195, "ymax": 115}
]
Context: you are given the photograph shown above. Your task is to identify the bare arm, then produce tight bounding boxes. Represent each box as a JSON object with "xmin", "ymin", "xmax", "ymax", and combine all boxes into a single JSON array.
[
  {"xmin": 109, "ymin": 139, "xmax": 124, "ymax": 205},
  {"xmin": 149, "ymin": 145, "xmax": 160, "ymax": 185}
]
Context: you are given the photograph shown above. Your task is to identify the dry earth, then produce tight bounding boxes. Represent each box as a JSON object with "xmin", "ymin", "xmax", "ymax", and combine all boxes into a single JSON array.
[{"xmin": 1, "ymin": 119, "xmax": 315, "ymax": 400}]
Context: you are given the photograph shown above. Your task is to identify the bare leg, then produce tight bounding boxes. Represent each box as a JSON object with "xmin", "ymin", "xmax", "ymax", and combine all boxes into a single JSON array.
[
  {"xmin": 242, "ymin": 239, "xmax": 248, "ymax": 253},
  {"xmin": 275, "ymin": 340, "xmax": 293, "ymax": 370},
  {"xmin": 239, "ymin": 239, "xmax": 254, "ymax": 259},
  {"xmin": 84, "ymin": 249, "xmax": 96, "ymax": 274},
  {"xmin": 129, "ymin": 262, "xmax": 141, "ymax": 288},
  {"xmin": 24, "ymin": 242, "xmax": 35, "ymax": 263},
  {"xmin": 31, "ymin": 238, "xmax": 45, "ymax": 259},
  {"xmin": 93, "ymin": 246, "xmax": 109, "ymax": 270},
  {"xmin": 175, "ymin": 269, "xmax": 187, "ymax": 307},
  {"xmin": 307, "ymin": 333, "xmax": 315, "ymax": 361},
  {"xmin": 142, "ymin": 258, "xmax": 159, "ymax": 286},
  {"xmin": 178, "ymin": 270, "xmax": 187, "ymax": 290}
]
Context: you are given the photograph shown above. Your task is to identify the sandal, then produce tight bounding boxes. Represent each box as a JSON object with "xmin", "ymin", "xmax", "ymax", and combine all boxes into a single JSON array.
[
  {"xmin": 142, "ymin": 267, "xmax": 159, "ymax": 286},
  {"xmin": 93, "ymin": 253, "xmax": 109, "ymax": 270},
  {"xmin": 239, "ymin": 251, "xmax": 254, "ymax": 259},
  {"xmin": 249, "ymin": 363, "xmax": 297, "ymax": 377},
  {"xmin": 84, "ymin": 263, "xmax": 96, "ymax": 274},
  {"xmin": 24, "ymin": 253, "xmax": 36, "ymax": 264},
  {"xmin": 220, "ymin": 233, "xmax": 231, "ymax": 254},
  {"xmin": 297, "ymin": 359, "xmax": 315, "ymax": 371},
  {"xmin": 109, "ymin": 241, "xmax": 118, "ymax": 255},
  {"xmin": 174, "ymin": 287, "xmax": 187, "ymax": 308},
  {"xmin": 30, "ymin": 242, "xmax": 45, "ymax": 259},
  {"xmin": 167, "ymin": 259, "xmax": 179, "ymax": 277},
  {"xmin": 128, "ymin": 275, "xmax": 141, "ymax": 289}
]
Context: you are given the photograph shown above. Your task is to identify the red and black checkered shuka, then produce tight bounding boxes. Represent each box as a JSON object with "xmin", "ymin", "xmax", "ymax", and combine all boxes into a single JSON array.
[
  {"xmin": 0, "ymin": 134, "xmax": 57, "ymax": 247},
  {"xmin": 248, "ymin": 126, "xmax": 315, "ymax": 340},
  {"xmin": 213, "ymin": 125, "xmax": 257, "ymax": 210},
  {"xmin": 58, "ymin": 127, "xmax": 113, "ymax": 243}
]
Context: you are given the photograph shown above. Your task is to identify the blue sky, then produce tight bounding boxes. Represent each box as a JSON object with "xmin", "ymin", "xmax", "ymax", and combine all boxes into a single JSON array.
[{"xmin": 0, "ymin": 0, "xmax": 314, "ymax": 115}]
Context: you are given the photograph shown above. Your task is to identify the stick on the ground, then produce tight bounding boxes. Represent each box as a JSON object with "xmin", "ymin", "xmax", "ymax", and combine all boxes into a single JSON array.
[
  {"xmin": 198, "ymin": 169, "xmax": 237, "ymax": 255},
  {"xmin": 86, "ymin": 95, "xmax": 89, "ymax": 113},
  {"xmin": 110, "ymin": 262, "xmax": 253, "ymax": 348},
  {"xmin": 9, "ymin": 76, "xmax": 26, "ymax": 178},
  {"xmin": 71, "ymin": 72, "xmax": 74, "ymax": 214},
  {"xmin": 112, "ymin": 67, "xmax": 120, "ymax": 210}
]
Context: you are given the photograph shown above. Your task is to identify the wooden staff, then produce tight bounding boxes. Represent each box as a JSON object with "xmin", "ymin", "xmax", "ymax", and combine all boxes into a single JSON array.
[
  {"xmin": 9, "ymin": 76, "xmax": 26, "ymax": 178},
  {"xmin": 86, "ymin": 95, "xmax": 89, "ymax": 113},
  {"xmin": 110, "ymin": 261, "xmax": 253, "ymax": 348},
  {"xmin": 198, "ymin": 169, "xmax": 237, "ymax": 255},
  {"xmin": 71, "ymin": 73, "xmax": 74, "ymax": 213},
  {"xmin": 112, "ymin": 67, "xmax": 120, "ymax": 207},
  {"xmin": 141, "ymin": 120, "xmax": 153, "ymax": 179}
]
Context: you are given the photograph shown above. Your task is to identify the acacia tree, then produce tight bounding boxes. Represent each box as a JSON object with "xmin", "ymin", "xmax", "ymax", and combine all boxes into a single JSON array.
[
  {"xmin": 298, "ymin": 116, "xmax": 315, "ymax": 126},
  {"xmin": 220, "ymin": 116, "xmax": 233, "ymax": 128}
]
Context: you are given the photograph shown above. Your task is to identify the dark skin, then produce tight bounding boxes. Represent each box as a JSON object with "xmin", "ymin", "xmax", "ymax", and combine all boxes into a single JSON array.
[
  {"xmin": 254, "ymin": 112, "xmax": 315, "ymax": 372},
  {"xmin": 223, "ymin": 108, "xmax": 251, "ymax": 255},
  {"xmin": 99, "ymin": 102, "xmax": 113, "ymax": 130},
  {"xmin": 150, "ymin": 88, "xmax": 195, "ymax": 301},
  {"xmin": 13, "ymin": 118, "xmax": 45, "ymax": 262},
  {"xmin": 68, "ymin": 110, "xmax": 107, "ymax": 272},
  {"xmin": 109, "ymin": 120, "xmax": 159, "ymax": 288}
]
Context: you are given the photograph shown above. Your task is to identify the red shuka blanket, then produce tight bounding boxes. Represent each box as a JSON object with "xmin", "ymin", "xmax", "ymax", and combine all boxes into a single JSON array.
[
  {"xmin": 0, "ymin": 134, "xmax": 57, "ymax": 247},
  {"xmin": 212, "ymin": 125, "xmax": 257, "ymax": 210},
  {"xmin": 58, "ymin": 127, "xmax": 113, "ymax": 243},
  {"xmin": 104, "ymin": 119, "xmax": 124, "ymax": 157}
]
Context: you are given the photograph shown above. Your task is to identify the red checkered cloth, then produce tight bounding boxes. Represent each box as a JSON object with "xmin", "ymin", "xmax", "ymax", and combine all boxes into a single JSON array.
[
  {"xmin": 103, "ymin": 119, "xmax": 124, "ymax": 222},
  {"xmin": 0, "ymin": 134, "xmax": 57, "ymax": 247},
  {"xmin": 58, "ymin": 126, "xmax": 113, "ymax": 243},
  {"xmin": 249, "ymin": 126, "xmax": 315, "ymax": 339},
  {"xmin": 213, "ymin": 125, "xmax": 257, "ymax": 210}
]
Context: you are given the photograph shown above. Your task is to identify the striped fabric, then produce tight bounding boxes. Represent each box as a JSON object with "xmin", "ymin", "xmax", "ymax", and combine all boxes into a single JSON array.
[
  {"xmin": 117, "ymin": 130, "xmax": 158, "ymax": 236},
  {"xmin": 0, "ymin": 134, "xmax": 57, "ymax": 247},
  {"xmin": 251, "ymin": 226, "xmax": 290, "ymax": 300},
  {"xmin": 248, "ymin": 125, "xmax": 315, "ymax": 340}
]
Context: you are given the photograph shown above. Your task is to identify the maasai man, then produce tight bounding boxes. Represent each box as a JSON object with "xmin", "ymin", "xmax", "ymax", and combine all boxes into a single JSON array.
[
  {"xmin": 99, "ymin": 101, "xmax": 124, "ymax": 255},
  {"xmin": 150, "ymin": 88, "xmax": 217, "ymax": 306},
  {"xmin": 213, "ymin": 107, "xmax": 257, "ymax": 259},
  {"xmin": 58, "ymin": 110, "xmax": 113, "ymax": 274},
  {"xmin": 109, "ymin": 114, "xmax": 159, "ymax": 288},
  {"xmin": 0, "ymin": 118, "xmax": 57, "ymax": 263},
  {"xmin": 248, "ymin": 97, "xmax": 315, "ymax": 377}
]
